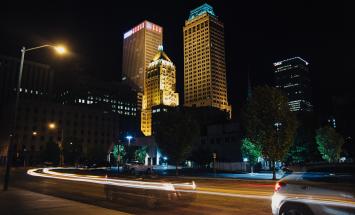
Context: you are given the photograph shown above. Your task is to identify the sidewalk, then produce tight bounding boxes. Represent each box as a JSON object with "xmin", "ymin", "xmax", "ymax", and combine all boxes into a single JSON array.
[{"xmin": 0, "ymin": 187, "xmax": 130, "ymax": 215}]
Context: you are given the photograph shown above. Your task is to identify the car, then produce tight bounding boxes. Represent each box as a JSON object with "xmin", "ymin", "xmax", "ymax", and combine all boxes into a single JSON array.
[
  {"xmin": 123, "ymin": 161, "xmax": 153, "ymax": 174},
  {"xmin": 104, "ymin": 179, "xmax": 196, "ymax": 208},
  {"xmin": 272, "ymin": 164, "xmax": 355, "ymax": 215}
]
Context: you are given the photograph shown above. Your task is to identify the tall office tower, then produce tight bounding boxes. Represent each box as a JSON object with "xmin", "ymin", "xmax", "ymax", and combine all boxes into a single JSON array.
[
  {"xmin": 122, "ymin": 20, "xmax": 163, "ymax": 95},
  {"xmin": 183, "ymin": 3, "xmax": 231, "ymax": 118},
  {"xmin": 141, "ymin": 46, "xmax": 179, "ymax": 136},
  {"xmin": 273, "ymin": 57, "xmax": 313, "ymax": 112}
]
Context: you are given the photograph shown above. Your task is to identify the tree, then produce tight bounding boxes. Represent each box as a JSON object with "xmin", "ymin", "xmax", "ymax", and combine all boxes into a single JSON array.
[
  {"xmin": 316, "ymin": 126, "xmax": 344, "ymax": 163},
  {"xmin": 155, "ymin": 111, "xmax": 200, "ymax": 175},
  {"xmin": 63, "ymin": 137, "xmax": 83, "ymax": 165},
  {"xmin": 135, "ymin": 146, "xmax": 147, "ymax": 163},
  {"xmin": 86, "ymin": 143, "xmax": 107, "ymax": 166},
  {"xmin": 241, "ymin": 138, "xmax": 262, "ymax": 173},
  {"xmin": 189, "ymin": 145, "xmax": 213, "ymax": 168},
  {"xmin": 42, "ymin": 141, "xmax": 60, "ymax": 165},
  {"xmin": 242, "ymin": 86, "xmax": 298, "ymax": 180},
  {"xmin": 113, "ymin": 144, "xmax": 126, "ymax": 164}
]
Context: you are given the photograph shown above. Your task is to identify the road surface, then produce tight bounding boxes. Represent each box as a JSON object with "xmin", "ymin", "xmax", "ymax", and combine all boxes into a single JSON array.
[{"xmin": 3, "ymin": 168, "xmax": 275, "ymax": 215}]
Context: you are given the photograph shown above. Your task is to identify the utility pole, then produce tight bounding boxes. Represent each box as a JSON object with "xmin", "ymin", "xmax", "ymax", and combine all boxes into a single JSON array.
[{"xmin": 213, "ymin": 153, "xmax": 216, "ymax": 177}]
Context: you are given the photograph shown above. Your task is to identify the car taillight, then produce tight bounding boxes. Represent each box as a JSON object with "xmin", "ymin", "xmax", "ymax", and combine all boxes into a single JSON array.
[{"xmin": 274, "ymin": 182, "xmax": 285, "ymax": 192}]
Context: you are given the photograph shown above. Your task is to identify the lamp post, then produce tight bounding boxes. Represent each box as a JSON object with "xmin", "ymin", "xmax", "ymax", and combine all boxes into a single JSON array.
[
  {"xmin": 273, "ymin": 122, "xmax": 282, "ymax": 180},
  {"xmin": 126, "ymin": 135, "xmax": 133, "ymax": 145},
  {"xmin": 212, "ymin": 152, "xmax": 216, "ymax": 177},
  {"xmin": 3, "ymin": 44, "xmax": 67, "ymax": 191}
]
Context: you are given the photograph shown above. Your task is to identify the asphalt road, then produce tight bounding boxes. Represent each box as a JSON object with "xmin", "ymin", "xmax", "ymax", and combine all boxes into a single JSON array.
[{"xmin": 3, "ymin": 168, "xmax": 275, "ymax": 215}]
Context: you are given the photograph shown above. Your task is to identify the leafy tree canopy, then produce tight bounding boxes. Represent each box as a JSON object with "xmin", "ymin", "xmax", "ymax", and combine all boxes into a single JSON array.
[
  {"xmin": 155, "ymin": 110, "xmax": 200, "ymax": 175},
  {"xmin": 316, "ymin": 125, "xmax": 344, "ymax": 163}
]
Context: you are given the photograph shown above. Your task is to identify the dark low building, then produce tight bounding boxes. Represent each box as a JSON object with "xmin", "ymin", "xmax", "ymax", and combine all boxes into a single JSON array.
[
  {"xmin": 0, "ymin": 99, "xmax": 120, "ymax": 165},
  {"xmin": 0, "ymin": 55, "xmax": 54, "ymax": 108},
  {"xmin": 58, "ymin": 76, "xmax": 139, "ymax": 138},
  {"xmin": 199, "ymin": 122, "xmax": 242, "ymax": 162}
]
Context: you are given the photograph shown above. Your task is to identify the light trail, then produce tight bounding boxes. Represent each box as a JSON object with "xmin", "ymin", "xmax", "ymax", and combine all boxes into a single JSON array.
[
  {"xmin": 28, "ymin": 168, "xmax": 176, "ymax": 191},
  {"xmin": 27, "ymin": 168, "xmax": 271, "ymax": 200}
]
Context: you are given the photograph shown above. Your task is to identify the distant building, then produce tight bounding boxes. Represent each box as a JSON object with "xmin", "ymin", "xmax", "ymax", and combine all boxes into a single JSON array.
[
  {"xmin": 200, "ymin": 122, "xmax": 242, "ymax": 162},
  {"xmin": 141, "ymin": 47, "xmax": 179, "ymax": 136},
  {"xmin": 58, "ymin": 77, "xmax": 138, "ymax": 136},
  {"xmin": 59, "ymin": 77, "xmax": 137, "ymax": 117},
  {"xmin": 274, "ymin": 57, "xmax": 313, "ymax": 112},
  {"xmin": 122, "ymin": 20, "xmax": 163, "ymax": 112},
  {"xmin": 183, "ymin": 4, "xmax": 231, "ymax": 118},
  {"xmin": 0, "ymin": 99, "xmax": 119, "ymax": 165},
  {"xmin": 0, "ymin": 55, "xmax": 53, "ymax": 108}
]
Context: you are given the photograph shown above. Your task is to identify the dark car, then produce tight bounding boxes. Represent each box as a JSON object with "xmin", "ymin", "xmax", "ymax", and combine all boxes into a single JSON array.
[{"xmin": 272, "ymin": 164, "xmax": 355, "ymax": 215}]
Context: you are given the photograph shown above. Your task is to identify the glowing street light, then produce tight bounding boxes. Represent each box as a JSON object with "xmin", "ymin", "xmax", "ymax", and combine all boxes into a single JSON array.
[
  {"xmin": 126, "ymin": 135, "xmax": 133, "ymax": 145},
  {"xmin": 48, "ymin": 123, "xmax": 56, "ymax": 129},
  {"xmin": 3, "ymin": 43, "xmax": 69, "ymax": 191},
  {"xmin": 54, "ymin": 45, "xmax": 66, "ymax": 54},
  {"xmin": 32, "ymin": 131, "xmax": 38, "ymax": 136}
]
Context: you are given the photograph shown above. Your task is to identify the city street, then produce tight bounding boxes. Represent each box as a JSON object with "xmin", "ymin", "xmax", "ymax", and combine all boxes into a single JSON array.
[{"xmin": 1, "ymin": 168, "xmax": 275, "ymax": 215}]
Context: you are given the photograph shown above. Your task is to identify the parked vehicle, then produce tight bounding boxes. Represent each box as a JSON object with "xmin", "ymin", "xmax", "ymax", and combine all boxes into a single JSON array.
[
  {"xmin": 123, "ymin": 161, "xmax": 153, "ymax": 174},
  {"xmin": 272, "ymin": 164, "xmax": 355, "ymax": 215}
]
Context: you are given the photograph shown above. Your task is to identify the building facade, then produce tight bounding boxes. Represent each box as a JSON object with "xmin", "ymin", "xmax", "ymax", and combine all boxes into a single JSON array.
[
  {"xmin": 58, "ymin": 76, "xmax": 139, "ymax": 137},
  {"xmin": 141, "ymin": 47, "xmax": 179, "ymax": 136},
  {"xmin": 122, "ymin": 20, "xmax": 163, "ymax": 94},
  {"xmin": 274, "ymin": 57, "xmax": 313, "ymax": 112},
  {"xmin": 59, "ymin": 77, "xmax": 137, "ymax": 117},
  {"xmin": 183, "ymin": 4, "xmax": 231, "ymax": 117},
  {"xmin": 0, "ymin": 99, "xmax": 119, "ymax": 165},
  {"xmin": 0, "ymin": 55, "xmax": 53, "ymax": 108}
]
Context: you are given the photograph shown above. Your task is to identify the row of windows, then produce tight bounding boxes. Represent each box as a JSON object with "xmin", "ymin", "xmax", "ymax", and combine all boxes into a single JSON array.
[
  {"xmin": 201, "ymin": 136, "xmax": 237, "ymax": 145},
  {"xmin": 184, "ymin": 21, "xmax": 209, "ymax": 35}
]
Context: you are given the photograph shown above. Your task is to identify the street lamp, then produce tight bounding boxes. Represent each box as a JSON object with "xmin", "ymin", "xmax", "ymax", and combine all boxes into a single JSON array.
[
  {"xmin": 126, "ymin": 135, "xmax": 133, "ymax": 145},
  {"xmin": 274, "ymin": 122, "xmax": 282, "ymax": 146},
  {"xmin": 273, "ymin": 122, "xmax": 282, "ymax": 179},
  {"xmin": 3, "ymin": 44, "xmax": 68, "ymax": 191}
]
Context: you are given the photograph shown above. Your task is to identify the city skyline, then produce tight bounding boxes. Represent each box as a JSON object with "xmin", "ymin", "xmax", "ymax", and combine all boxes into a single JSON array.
[{"xmin": 0, "ymin": 0, "xmax": 351, "ymax": 119}]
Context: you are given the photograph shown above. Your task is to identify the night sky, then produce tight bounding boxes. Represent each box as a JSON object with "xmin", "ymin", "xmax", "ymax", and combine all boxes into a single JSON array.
[{"xmin": 1, "ymin": 0, "xmax": 353, "ymax": 120}]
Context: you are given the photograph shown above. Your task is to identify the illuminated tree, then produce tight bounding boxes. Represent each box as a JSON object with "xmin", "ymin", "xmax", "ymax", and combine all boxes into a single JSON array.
[
  {"xmin": 242, "ymin": 86, "xmax": 298, "ymax": 180},
  {"xmin": 155, "ymin": 111, "xmax": 200, "ymax": 175},
  {"xmin": 316, "ymin": 126, "xmax": 344, "ymax": 163},
  {"xmin": 241, "ymin": 138, "xmax": 262, "ymax": 173},
  {"xmin": 135, "ymin": 146, "xmax": 147, "ymax": 163},
  {"xmin": 113, "ymin": 144, "xmax": 126, "ymax": 164}
]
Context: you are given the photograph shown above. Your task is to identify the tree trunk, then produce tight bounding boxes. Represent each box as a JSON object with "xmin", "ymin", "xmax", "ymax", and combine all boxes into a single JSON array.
[
  {"xmin": 176, "ymin": 162, "xmax": 179, "ymax": 176},
  {"xmin": 272, "ymin": 160, "xmax": 276, "ymax": 180}
]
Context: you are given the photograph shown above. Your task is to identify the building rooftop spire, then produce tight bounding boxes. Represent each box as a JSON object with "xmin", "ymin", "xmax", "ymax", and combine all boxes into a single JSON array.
[
  {"xmin": 152, "ymin": 46, "xmax": 171, "ymax": 62},
  {"xmin": 188, "ymin": 3, "xmax": 216, "ymax": 20}
]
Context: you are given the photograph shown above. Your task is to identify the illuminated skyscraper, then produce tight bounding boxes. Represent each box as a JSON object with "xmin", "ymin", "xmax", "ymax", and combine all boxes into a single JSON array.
[
  {"xmin": 183, "ymin": 3, "xmax": 231, "ymax": 117},
  {"xmin": 122, "ymin": 20, "xmax": 163, "ymax": 110},
  {"xmin": 141, "ymin": 46, "xmax": 179, "ymax": 136},
  {"xmin": 274, "ymin": 57, "xmax": 313, "ymax": 112}
]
